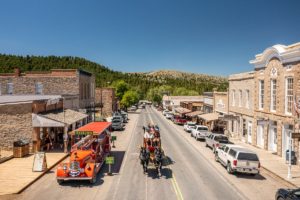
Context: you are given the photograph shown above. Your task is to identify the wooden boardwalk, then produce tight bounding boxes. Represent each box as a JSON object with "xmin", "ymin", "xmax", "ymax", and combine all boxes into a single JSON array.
[{"xmin": 0, "ymin": 152, "xmax": 67, "ymax": 195}]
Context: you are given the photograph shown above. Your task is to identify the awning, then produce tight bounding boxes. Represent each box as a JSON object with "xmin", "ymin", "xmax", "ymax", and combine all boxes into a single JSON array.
[
  {"xmin": 41, "ymin": 109, "xmax": 88, "ymax": 126},
  {"xmin": 32, "ymin": 114, "xmax": 65, "ymax": 127},
  {"xmin": 71, "ymin": 122, "xmax": 111, "ymax": 136},
  {"xmin": 185, "ymin": 110, "xmax": 203, "ymax": 117},
  {"xmin": 174, "ymin": 107, "xmax": 191, "ymax": 114},
  {"xmin": 198, "ymin": 113, "xmax": 219, "ymax": 122}
]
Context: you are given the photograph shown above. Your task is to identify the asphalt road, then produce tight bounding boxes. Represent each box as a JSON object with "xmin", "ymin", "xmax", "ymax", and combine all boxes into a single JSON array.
[{"xmin": 13, "ymin": 106, "xmax": 286, "ymax": 200}]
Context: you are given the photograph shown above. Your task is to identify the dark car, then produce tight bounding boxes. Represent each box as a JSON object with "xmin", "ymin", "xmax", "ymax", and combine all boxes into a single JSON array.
[{"xmin": 276, "ymin": 188, "xmax": 300, "ymax": 200}]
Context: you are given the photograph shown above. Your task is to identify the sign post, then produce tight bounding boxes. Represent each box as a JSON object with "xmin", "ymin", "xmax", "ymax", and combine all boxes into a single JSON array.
[
  {"xmin": 106, "ymin": 156, "xmax": 114, "ymax": 176},
  {"xmin": 111, "ymin": 136, "xmax": 117, "ymax": 148}
]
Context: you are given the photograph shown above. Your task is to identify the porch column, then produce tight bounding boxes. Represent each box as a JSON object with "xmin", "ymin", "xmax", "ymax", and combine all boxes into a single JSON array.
[
  {"xmin": 32, "ymin": 127, "xmax": 41, "ymax": 152},
  {"xmin": 63, "ymin": 126, "xmax": 69, "ymax": 153}
]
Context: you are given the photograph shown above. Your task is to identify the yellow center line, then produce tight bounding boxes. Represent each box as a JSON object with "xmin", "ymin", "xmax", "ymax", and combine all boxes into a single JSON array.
[{"xmin": 147, "ymin": 107, "xmax": 184, "ymax": 200}]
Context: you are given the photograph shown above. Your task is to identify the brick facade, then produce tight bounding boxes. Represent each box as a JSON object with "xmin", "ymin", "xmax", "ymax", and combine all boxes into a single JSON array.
[
  {"xmin": 0, "ymin": 69, "xmax": 95, "ymax": 110},
  {"xmin": 95, "ymin": 88, "xmax": 118, "ymax": 117}
]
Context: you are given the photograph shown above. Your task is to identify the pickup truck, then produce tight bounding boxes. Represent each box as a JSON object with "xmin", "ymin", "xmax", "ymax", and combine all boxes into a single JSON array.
[
  {"xmin": 173, "ymin": 116, "xmax": 187, "ymax": 125},
  {"xmin": 205, "ymin": 133, "xmax": 229, "ymax": 153},
  {"xmin": 215, "ymin": 144, "xmax": 260, "ymax": 175},
  {"xmin": 191, "ymin": 125, "xmax": 210, "ymax": 141}
]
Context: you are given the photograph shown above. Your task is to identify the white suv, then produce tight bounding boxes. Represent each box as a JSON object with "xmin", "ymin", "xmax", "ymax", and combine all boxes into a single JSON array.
[
  {"xmin": 215, "ymin": 144, "xmax": 260, "ymax": 175},
  {"xmin": 191, "ymin": 125, "xmax": 210, "ymax": 140},
  {"xmin": 184, "ymin": 122, "xmax": 196, "ymax": 133}
]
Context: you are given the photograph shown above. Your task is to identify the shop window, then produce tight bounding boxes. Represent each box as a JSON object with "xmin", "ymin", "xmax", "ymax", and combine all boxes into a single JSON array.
[
  {"xmin": 35, "ymin": 82, "xmax": 43, "ymax": 94},
  {"xmin": 270, "ymin": 79, "xmax": 277, "ymax": 112},
  {"xmin": 285, "ymin": 77, "xmax": 293, "ymax": 114},
  {"xmin": 7, "ymin": 83, "xmax": 13, "ymax": 95},
  {"xmin": 259, "ymin": 80, "xmax": 264, "ymax": 110}
]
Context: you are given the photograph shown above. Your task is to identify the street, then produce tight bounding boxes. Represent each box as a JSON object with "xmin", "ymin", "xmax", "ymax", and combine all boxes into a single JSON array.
[{"xmin": 15, "ymin": 106, "xmax": 290, "ymax": 200}]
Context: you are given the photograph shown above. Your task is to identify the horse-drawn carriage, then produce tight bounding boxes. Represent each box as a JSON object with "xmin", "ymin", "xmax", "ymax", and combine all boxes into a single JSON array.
[{"xmin": 139, "ymin": 124, "xmax": 164, "ymax": 175}]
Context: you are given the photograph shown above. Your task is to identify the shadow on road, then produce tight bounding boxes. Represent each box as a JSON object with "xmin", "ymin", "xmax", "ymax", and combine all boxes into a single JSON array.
[
  {"xmin": 146, "ymin": 166, "xmax": 173, "ymax": 180},
  {"xmin": 104, "ymin": 151, "xmax": 125, "ymax": 174},
  {"xmin": 162, "ymin": 156, "xmax": 175, "ymax": 166},
  {"xmin": 235, "ymin": 173, "xmax": 266, "ymax": 180},
  {"xmin": 59, "ymin": 171, "xmax": 105, "ymax": 187}
]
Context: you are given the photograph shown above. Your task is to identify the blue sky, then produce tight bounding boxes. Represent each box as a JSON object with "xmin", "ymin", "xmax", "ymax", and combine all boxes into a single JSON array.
[{"xmin": 0, "ymin": 0, "xmax": 299, "ymax": 76}]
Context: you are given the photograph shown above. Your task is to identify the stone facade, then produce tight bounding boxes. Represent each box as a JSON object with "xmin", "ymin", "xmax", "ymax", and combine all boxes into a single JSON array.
[
  {"xmin": 228, "ymin": 72, "xmax": 255, "ymax": 142},
  {"xmin": 0, "ymin": 103, "xmax": 32, "ymax": 150},
  {"xmin": 0, "ymin": 69, "xmax": 95, "ymax": 110},
  {"xmin": 180, "ymin": 101, "xmax": 203, "ymax": 112},
  {"xmin": 250, "ymin": 43, "xmax": 300, "ymax": 159},
  {"xmin": 213, "ymin": 92, "xmax": 229, "ymax": 114},
  {"xmin": 95, "ymin": 88, "xmax": 118, "ymax": 117}
]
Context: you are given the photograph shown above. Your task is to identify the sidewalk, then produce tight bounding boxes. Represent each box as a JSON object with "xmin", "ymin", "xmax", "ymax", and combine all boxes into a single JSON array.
[
  {"xmin": 231, "ymin": 138, "xmax": 300, "ymax": 187},
  {"xmin": 0, "ymin": 152, "xmax": 68, "ymax": 195}
]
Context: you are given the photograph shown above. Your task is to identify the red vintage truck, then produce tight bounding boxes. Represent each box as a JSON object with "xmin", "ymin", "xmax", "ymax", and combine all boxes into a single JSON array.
[
  {"xmin": 56, "ymin": 122, "xmax": 111, "ymax": 184},
  {"xmin": 173, "ymin": 115, "xmax": 187, "ymax": 125}
]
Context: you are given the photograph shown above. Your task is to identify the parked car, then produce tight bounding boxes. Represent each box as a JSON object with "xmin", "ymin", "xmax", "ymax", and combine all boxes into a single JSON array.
[
  {"xmin": 276, "ymin": 188, "xmax": 300, "ymax": 200},
  {"xmin": 173, "ymin": 116, "xmax": 187, "ymax": 125},
  {"xmin": 120, "ymin": 111, "xmax": 128, "ymax": 123},
  {"xmin": 163, "ymin": 110, "xmax": 170, "ymax": 116},
  {"xmin": 215, "ymin": 145, "xmax": 260, "ymax": 175},
  {"xmin": 129, "ymin": 106, "xmax": 137, "ymax": 111},
  {"xmin": 183, "ymin": 122, "xmax": 197, "ymax": 132},
  {"xmin": 205, "ymin": 133, "xmax": 229, "ymax": 153},
  {"xmin": 111, "ymin": 118, "xmax": 124, "ymax": 131},
  {"xmin": 166, "ymin": 113, "xmax": 174, "ymax": 120},
  {"xmin": 191, "ymin": 125, "xmax": 210, "ymax": 140}
]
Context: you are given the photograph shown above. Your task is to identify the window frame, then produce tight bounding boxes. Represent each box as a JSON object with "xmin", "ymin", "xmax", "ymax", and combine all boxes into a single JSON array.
[
  {"xmin": 270, "ymin": 79, "xmax": 277, "ymax": 112},
  {"xmin": 239, "ymin": 90, "xmax": 242, "ymax": 107},
  {"xmin": 7, "ymin": 82, "xmax": 13, "ymax": 95},
  {"xmin": 259, "ymin": 80, "xmax": 264, "ymax": 110},
  {"xmin": 285, "ymin": 77, "xmax": 293, "ymax": 115},
  {"xmin": 232, "ymin": 90, "xmax": 235, "ymax": 106}
]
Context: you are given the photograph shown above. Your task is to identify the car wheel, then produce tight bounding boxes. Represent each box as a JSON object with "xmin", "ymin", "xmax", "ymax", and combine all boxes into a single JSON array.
[
  {"xmin": 212, "ymin": 147, "xmax": 216, "ymax": 153},
  {"xmin": 191, "ymin": 133, "xmax": 193, "ymax": 137},
  {"xmin": 205, "ymin": 143, "xmax": 208, "ymax": 147},
  {"xmin": 57, "ymin": 179, "xmax": 64, "ymax": 185},
  {"xmin": 227, "ymin": 163, "xmax": 233, "ymax": 174}
]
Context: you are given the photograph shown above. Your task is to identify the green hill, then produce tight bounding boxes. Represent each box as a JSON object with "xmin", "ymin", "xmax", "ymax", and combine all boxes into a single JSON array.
[{"xmin": 0, "ymin": 54, "xmax": 228, "ymax": 98}]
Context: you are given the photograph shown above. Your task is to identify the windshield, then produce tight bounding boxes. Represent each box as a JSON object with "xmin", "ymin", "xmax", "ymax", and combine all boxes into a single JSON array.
[
  {"xmin": 237, "ymin": 153, "xmax": 259, "ymax": 161},
  {"xmin": 214, "ymin": 136, "xmax": 228, "ymax": 143},
  {"xmin": 197, "ymin": 127, "xmax": 208, "ymax": 131}
]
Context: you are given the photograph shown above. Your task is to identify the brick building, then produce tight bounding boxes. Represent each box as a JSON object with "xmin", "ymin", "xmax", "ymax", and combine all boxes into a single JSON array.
[
  {"xmin": 250, "ymin": 43, "xmax": 300, "ymax": 158},
  {"xmin": 95, "ymin": 87, "xmax": 118, "ymax": 117},
  {"xmin": 0, "ymin": 69, "xmax": 95, "ymax": 113},
  {"xmin": 228, "ymin": 72, "xmax": 255, "ymax": 143}
]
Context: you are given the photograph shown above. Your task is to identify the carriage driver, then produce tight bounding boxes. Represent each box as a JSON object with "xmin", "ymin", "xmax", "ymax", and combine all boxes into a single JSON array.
[{"xmin": 143, "ymin": 128, "xmax": 154, "ymax": 148}]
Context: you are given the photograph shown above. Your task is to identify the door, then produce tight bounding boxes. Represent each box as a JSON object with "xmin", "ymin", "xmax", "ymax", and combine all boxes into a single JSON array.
[
  {"xmin": 268, "ymin": 127, "xmax": 277, "ymax": 152},
  {"xmin": 282, "ymin": 126, "xmax": 293, "ymax": 159},
  {"xmin": 247, "ymin": 122, "xmax": 252, "ymax": 144},
  {"xmin": 256, "ymin": 125, "xmax": 264, "ymax": 148}
]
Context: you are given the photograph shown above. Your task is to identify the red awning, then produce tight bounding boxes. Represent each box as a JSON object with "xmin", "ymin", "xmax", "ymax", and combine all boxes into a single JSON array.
[{"xmin": 73, "ymin": 122, "xmax": 111, "ymax": 135}]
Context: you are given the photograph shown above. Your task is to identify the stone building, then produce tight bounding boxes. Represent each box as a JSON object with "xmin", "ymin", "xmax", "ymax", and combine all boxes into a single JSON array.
[
  {"xmin": 0, "ymin": 95, "xmax": 88, "ymax": 151},
  {"xmin": 95, "ymin": 87, "xmax": 118, "ymax": 117},
  {"xmin": 213, "ymin": 92, "xmax": 229, "ymax": 133},
  {"xmin": 0, "ymin": 68, "xmax": 95, "ymax": 113},
  {"xmin": 228, "ymin": 72, "xmax": 255, "ymax": 143},
  {"xmin": 250, "ymin": 43, "xmax": 300, "ymax": 158}
]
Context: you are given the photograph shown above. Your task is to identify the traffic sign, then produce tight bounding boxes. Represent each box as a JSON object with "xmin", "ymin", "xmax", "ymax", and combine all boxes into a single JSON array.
[
  {"xmin": 106, "ymin": 156, "xmax": 114, "ymax": 164},
  {"xmin": 111, "ymin": 136, "xmax": 117, "ymax": 141}
]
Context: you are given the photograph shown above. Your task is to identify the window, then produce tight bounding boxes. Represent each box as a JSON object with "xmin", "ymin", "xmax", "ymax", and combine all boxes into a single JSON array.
[
  {"xmin": 35, "ymin": 82, "xmax": 43, "ymax": 94},
  {"xmin": 259, "ymin": 80, "xmax": 264, "ymax": 109},
  {"xmin": 229, "ymin": 149, "xmax": 237, "ymax": 157},
  {"xmin": 0, "ymin": 83, "xmax": 1, "ymax": 95},
  {"xmin": 7, "ymin": 83, "xmax": 13, "ymax": 95},
  {"xmin": 285, "ymin": 77, "xmax": 293, "ymax": 114},
  {"xmin": 232, "ymin": 90, "xmax": 235, "ymax": 106},
  {"xmin": 237, "ymin": 153, "xmax": 259, "ymax": 161},
  {"xmin": 270, "ymin": 79, "xmax": 276, "ymax": 112},
  {"xmin": 245, "ymin": 90, "xmax": 250, "ymax": 108},
  {"xmin": 239, "ymin": 90, "xmax": 242, "ymax": 107}
]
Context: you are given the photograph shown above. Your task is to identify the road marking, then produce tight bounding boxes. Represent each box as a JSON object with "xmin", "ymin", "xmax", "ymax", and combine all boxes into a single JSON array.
[
  {"xmin": 147, "ymin": 107, "xmax": 184, "ymax": 200},
  {"xmin": 112, "ymin": 113, "xmax": 140, "ymax": 200}
]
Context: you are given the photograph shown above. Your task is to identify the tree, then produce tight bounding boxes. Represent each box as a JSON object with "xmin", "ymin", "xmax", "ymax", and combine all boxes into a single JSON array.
[
  {"xmin": 113, "ymin": 80, "xmax": 129, "ymax": 100},
  {"xmin": 121, "ymin": 90, "xmax": 139, "ymax": 109}
]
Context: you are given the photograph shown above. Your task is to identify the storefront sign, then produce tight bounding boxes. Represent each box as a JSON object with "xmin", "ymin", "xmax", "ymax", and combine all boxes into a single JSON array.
[
  {"xmin": 32, "ymin": 152, "xmax": 47, "ymax": 172},
  {"xmin": 75, "ymin": 131, "xmax": 93, "ymax": 136}
]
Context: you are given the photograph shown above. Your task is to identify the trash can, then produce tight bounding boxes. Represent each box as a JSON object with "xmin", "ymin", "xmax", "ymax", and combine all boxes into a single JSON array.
[
  {"xmin": 13, "ymin": 139, "xmax": 29, "ymax": 158},
  {"xmin": 286, "ymin": 150, "xmax": 296, "ymax": 165}
]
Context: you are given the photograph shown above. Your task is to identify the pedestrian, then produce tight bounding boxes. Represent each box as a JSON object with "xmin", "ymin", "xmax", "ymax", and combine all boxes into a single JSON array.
[{"xmin": 45, "ymin": 134, "xmax": 52, "ymax": 151}]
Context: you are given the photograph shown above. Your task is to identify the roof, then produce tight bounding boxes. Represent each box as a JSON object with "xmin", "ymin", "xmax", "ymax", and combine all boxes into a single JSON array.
[
  {"xmin": 198, "ymin": 112, "xmax": 219, "ymax": 121},
  {"xmin": 41, "ymin": 109, "xmax": 88, "ymax": 125},
  {"xmin": 174, "ymin": 107, "xmax": 191, "ymax": 114},
  {"xmin": 185, "ymin": 110, "xmax": 203, "ymax": 117},
  {"xmin": 74, "ymin": 122, "xmax": 111, "ymax": 135},
  {"xmin": 32, "ymin": 114, "xmax": 65, "ymax": 127},
  {"xmin": 0, "ymin": 95, "xmax": 62, "ymax": 105},
  {"xmin": 162, "ymin": 95, "xmax": 203, "ymax": 102}
]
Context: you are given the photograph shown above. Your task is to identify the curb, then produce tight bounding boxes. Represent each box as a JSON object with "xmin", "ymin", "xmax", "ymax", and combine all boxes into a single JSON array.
[
  {"xmin": 0, "ymin": 155, "xmax": 13, "ymax": 164},
  {"xmin": 16, "ymin": 153, "xmax": 69, "ymax": 194},
  {"xmin": 261, "ymin": 166, "xmax": 298, "ymax": 188}
]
